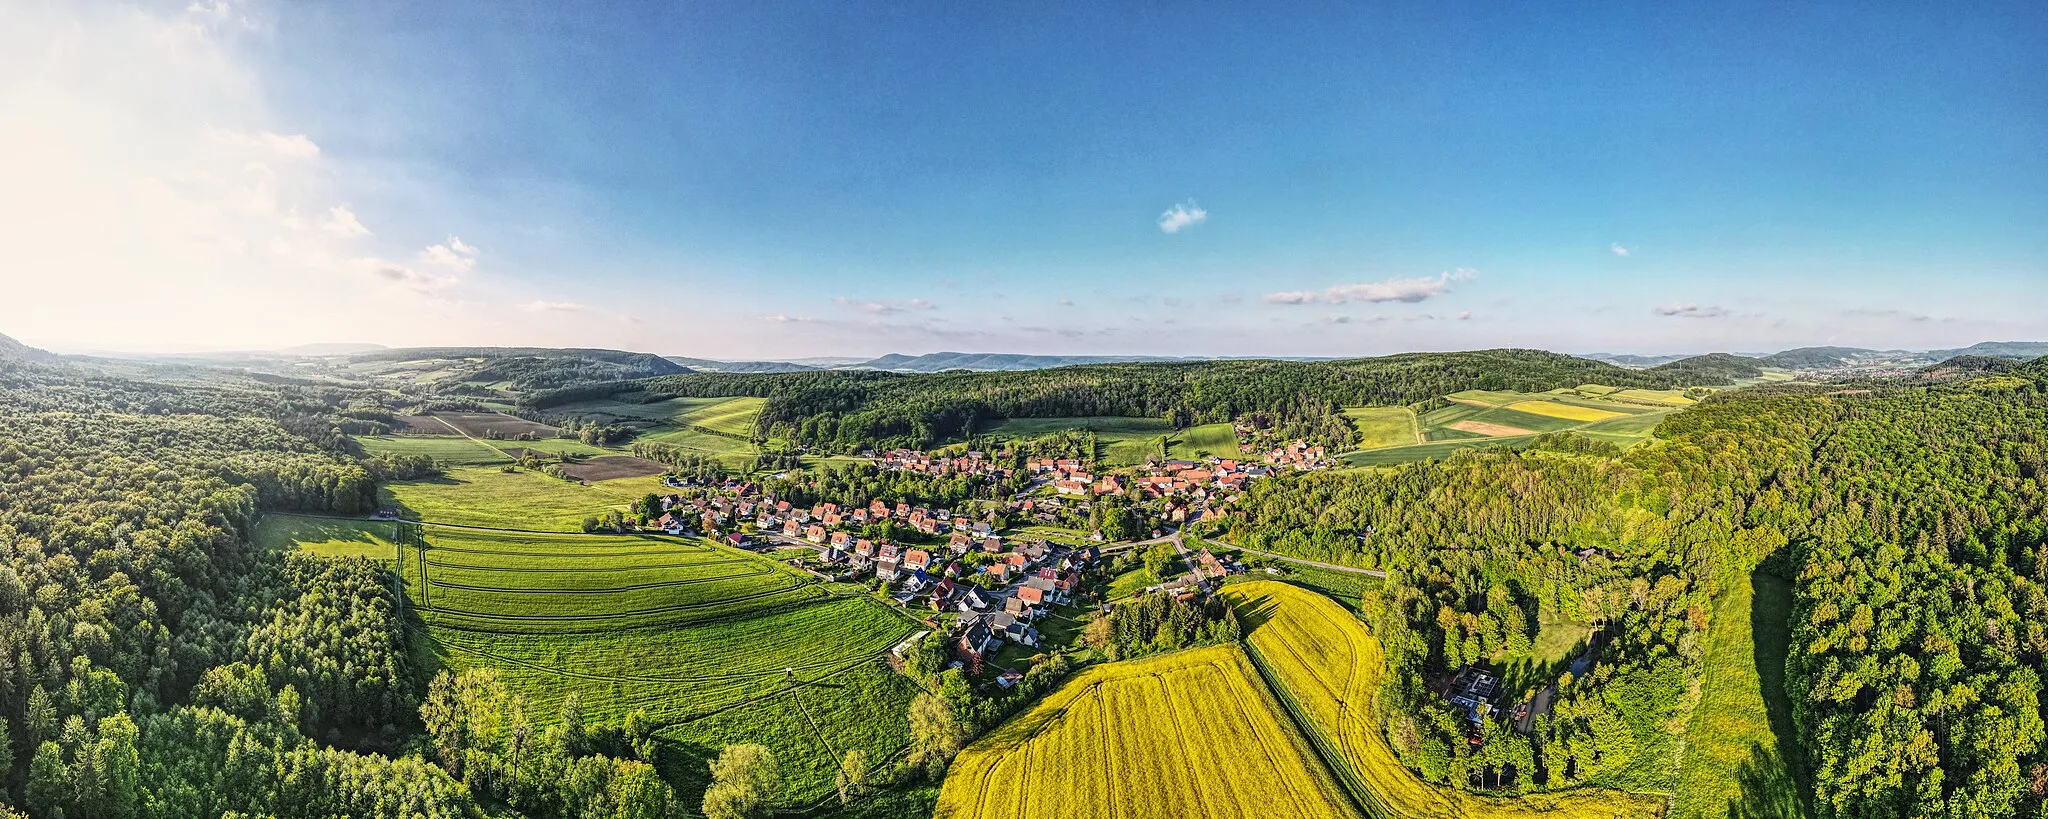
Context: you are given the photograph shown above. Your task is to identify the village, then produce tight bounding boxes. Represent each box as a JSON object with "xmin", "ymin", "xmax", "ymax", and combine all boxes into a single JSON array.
[{"xmin": 643, "ymin": 428, "xmax": 1336, "ymax": 685}]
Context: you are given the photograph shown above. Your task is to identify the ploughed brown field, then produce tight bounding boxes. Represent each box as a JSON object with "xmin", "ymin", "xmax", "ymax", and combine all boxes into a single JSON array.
[{"xmin": 556, "ymin": 455, "xmax": 666, "ymax": 482}]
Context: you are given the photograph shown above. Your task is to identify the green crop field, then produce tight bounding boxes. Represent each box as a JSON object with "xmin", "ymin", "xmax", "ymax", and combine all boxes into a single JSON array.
[
  {"xmin": 381, "ymin": 465, "xmax": 653, "ymax": 531},
  {"xmin": 380, "ymin": 524, "xmax": 925, "ymax": 805},
  {"xmin": 1341, "ymin": 406, "xmax": 1421, "ymax": 450},
  {"xmin": 255, "ymin": 513, "xmax": 405, "ymax": 560},
  {"xmin": 638, "ymin": 425, "xmax": 760, "ymax": 457},
  {"xmin": 1610, "ymin": 388, "xmax": 1695, "ymax": 406},
  {"xmin": 936, "ymin": 644, "xmax": 1363, "ymax": 819},
  {"xmin": 492, "ymin": 438, "xmax": 618, "ymax": 459},
  {"xmin": 356, "ymin": 434, "xmax": 513, "ymax": 466},
  {"xmin": 1671, "ymin": 573, "xmax": 1808, "ymax": 819},
  {"xmin": 1164, "ymin": 422, "xmax": 1239, "ymax": 459},
  {"xmin": 679, "ymin": 396, "xmax": 767, "ymax": 435},
  {"xmin": 1340, "ymin": 435, "xmax": 1541, "ymax": 466},
  {"xmin": 1222, "ymin": 581, "xmax": 1663, "ymax": 819}
]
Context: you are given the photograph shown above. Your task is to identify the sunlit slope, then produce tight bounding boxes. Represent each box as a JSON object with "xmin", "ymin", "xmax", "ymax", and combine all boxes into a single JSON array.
[
  {"xmin": 936, "ymin": 645, "xmax": 1362, "ymax": 819},
  {"xmin": 1222, "ymin": 581, "xmax": 1663, "ymax": 819}
]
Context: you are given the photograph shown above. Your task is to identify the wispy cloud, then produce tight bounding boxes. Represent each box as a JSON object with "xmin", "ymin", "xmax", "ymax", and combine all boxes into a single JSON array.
[
  {"xmin": 1264, "ymin": 269, "xmax": 1477, "ymax": 306},
  {"xmin": 1654, "ymin": 303, "xmax": 1730, "ymax": 319},
  {"xmin": 1057, "ymin": 298, "xmax": 1075, "ymax": 307},
  {"xmin": 422, "ymin": 236, "xmax": 479, "ymax": 272},
  {"xmin": 322, "ymin": 205, "xmax": 369, "ymax": 237},
  {"xmin": 1157, "ymin": 200, "xmax": 1208, "ymax": 234},
  {"xmin": 521, "ymin": 300, "xmax": 588, "ymax": 313},
  {"xmin": 834, "ymin": 296, "xmax": 937, "ymax": 315},
  {"xmin": 759, "ymin": 314, "xmax": 811, "ymax": 323},
  {"xmin": 1610, "ymin": 242, "xmax": 1630, "ymax": 257},
  {"xmin": 1843, "ymin": 307, "xmax": 1944, "ymax": 323},
  {"xmin": 1457, "ymin": 311, "xmax": 1472, "ymax": 320}
]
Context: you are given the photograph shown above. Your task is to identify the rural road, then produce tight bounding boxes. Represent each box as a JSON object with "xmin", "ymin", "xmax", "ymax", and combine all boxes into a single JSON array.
[{"xmin": 1227, "ymin": 545, "xmax": 1387, "ymax": 578}]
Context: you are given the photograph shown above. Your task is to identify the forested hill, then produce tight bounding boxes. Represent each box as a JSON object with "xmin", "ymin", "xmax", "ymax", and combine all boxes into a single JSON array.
[
  {"xmin": 0, "ymin": 332, "xmax": 56, "ymax": 363},
  {"xmin": 1643, "ymin": 352, "xmax": 1765, "ymax": 383},
  {"xmin": 526, "ymin": 348, "xmax": 1696, "ymax": 452},
  {"xmin": 1220, "ymin": 358, "xmax": 2048, "ymax": 819},
  {"xmin": 353, "ymin": 346, "xmax": 689, "ymax": 391}
]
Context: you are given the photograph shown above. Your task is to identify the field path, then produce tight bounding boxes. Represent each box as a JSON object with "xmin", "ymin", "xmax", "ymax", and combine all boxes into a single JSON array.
[
  {"xmin": 1231, "ymin": 545, "xmax": 1387, "ymax": 579},
  {"xmin": 429, "ymin": 414, "xmax": 522, "ymax": 462}
]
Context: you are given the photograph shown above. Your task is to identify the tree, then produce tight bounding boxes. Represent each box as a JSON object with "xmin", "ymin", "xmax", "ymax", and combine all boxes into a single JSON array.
[
  {"xmin": 637, "ymin": 492, "xmax": 664, "ymax": 520},
  {"xmin": 419, "ymin": 669, "xmax": 507, "ymax": 781},
  {"xmin": 908, "ymin": 692, "xmax": 966, "ymax": 774},
  {"xmin": 836, "ymin": 749, "xmax": 870, "ymax": 805},
  {"xmin": 26, "ymin": 740, "xmax": 68, "ymax": 817},
  {"xmin": 702, "ymin": 744, "xmax": 780, "ymax": 819}
]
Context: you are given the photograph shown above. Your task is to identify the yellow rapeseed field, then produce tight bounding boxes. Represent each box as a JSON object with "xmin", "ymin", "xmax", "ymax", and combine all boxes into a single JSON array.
[
  {"xmin": 1221, "ymin": 581, "xmax": 1665, "ymax": 819},
  {"xmin": 935, "ymin": 645, "xmax": 1363, "ymax": 819},
  {"xmin": 1504, "ymin": 400, "xmax": 1628, "ymax": 422}
]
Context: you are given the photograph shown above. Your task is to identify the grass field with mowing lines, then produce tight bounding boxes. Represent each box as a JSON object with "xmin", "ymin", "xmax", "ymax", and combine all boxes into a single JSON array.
[
  {"xmin": 356, "ymin": 434, "xmax": 512, "ymax": 466},
  {"xmin": 406, "ymin": 528, "xmax": 822, "ymax": 631},
  {"xmin": 1222, "ymin": 581, "xmax": 1663, "ymax": 819},
  {"xmin": 1611, "ymin": 389, "xmax": 1695, "ymax": 406},
  {"xmin": 492, "ymin": 438, "xmax": 618, "ymax": 459},
  {"xmin": 1342, "ymin": 406, "xmax": 1421, "ymax": 450},
  {"xmin": 1505, "ymin": 400, "xmax": 1627, "ymax": 422},
  {"xmin": 678, "ymin": 396, "xmax": 767, "ymax": 436},
  {"xmin": 1166, "ymin": 422, "xmax": 1240, "ymax": 459},
  {"xmin": 936, "ymin": 644, "xmax": 1363, "ymax": 819},
  {"xmin": 381, "ymin": 465, "xmax": 647, "ymax": 531},
  {"xmin": 255, "ymin": 513, "xmax": 404, "ymax": 560},
  {"xmin": 365, "ymin": 524, "xmax": 925, "ymax": 806},
  {"xmin": 1671, "ymin": 572, "xmax": 1808, "ymax": 819}
]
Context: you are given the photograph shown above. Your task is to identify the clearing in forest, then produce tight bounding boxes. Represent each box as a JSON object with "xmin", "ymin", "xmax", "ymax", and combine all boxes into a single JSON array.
[
  {"xmin": 935, "ymin": 644, "xmax": 1362, "ymax": 819},
  {"xmin": 1670, "ymin": 572, "xmax": 1809, "ymax": 819},
  {"xmin": 1221, "ymin": 581, "xmax": 1663, "ymax": 819},
  {"xmin": 1165, "ymin": 422, "xmax": 1241, "ymax": 459},
  {"xmin": 1342, "ymin": 406, "xmax": 1422, "ymax": 449},
  {"xmin": 256, "ymin": 513, "xmax": 405, "ymax": 560},
  {"xmin": 1610, "ymin": 389, "xmax": 1695, "ymax": 406}
]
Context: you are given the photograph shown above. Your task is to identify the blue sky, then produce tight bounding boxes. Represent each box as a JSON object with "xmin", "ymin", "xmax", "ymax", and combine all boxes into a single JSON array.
[{"xmin": 3, "ymin": 0, "xmax": 2043, "ymax": 358}]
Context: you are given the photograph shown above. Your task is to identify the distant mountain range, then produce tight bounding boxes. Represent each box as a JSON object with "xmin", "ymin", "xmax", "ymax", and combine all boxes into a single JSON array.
[
  {"xmin": 1585, "ymin": 342, "xmax": 2048, "ymax": 372},
  {"xmin": 0, "ymin": 332, "xmax": 56, "ymax": 362}
]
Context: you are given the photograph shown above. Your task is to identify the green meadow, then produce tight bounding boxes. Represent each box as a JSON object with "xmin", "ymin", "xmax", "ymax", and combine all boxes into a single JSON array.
[
  {"xmin": 1341, "ymin": 406, "xmax": 1421, "ymax": 450},
  {"xmin": 380, "ymin": 465, "xmax": 655, "ymax": 531},
  {"xmin": 1164, "ymin": 422, "xmax": 1240, "ymax": 459}
]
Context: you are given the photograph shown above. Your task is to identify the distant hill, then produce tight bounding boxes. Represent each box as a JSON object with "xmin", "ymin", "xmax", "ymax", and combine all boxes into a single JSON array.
[
  {"xmin": 0, "ymin": 332, "xmax": 56, "ymax": 363},
  {"xmin": 1758, "ymin": 346, "xmax": 1886, "ymax": 369},
  {"xmin": 664, "ymin": 356, "xmax": 823, "ymax": 374},
  {"xmin": 1927, "ymin": 341, "xmax": 2048, "ymax": 361},
  {"xmin": 1645, "ymin": 353, "xmax": 1766, "ymax": 385},
  {"xmin": 353, "ymin": 346, "xmax": 688, "ymax": 391},
  {"xmin": 1579, "ymin": 352, "xmax": 1696, "ymax": 368},
  {"xmin": 1919, "ymin": 355, "xmax": 2022, "ymax": 378}
]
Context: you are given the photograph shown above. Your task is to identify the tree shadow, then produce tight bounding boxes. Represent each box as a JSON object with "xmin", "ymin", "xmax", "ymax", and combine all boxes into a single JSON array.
[{"xmin": 1729, "ymin": 570, "xmax": 1812, "ymax": 819}]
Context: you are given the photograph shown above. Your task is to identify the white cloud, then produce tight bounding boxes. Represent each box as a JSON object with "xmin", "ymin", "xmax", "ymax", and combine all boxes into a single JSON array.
[
  {"xmin": 834, "ymin": 296, "xmax": 936, "ymax": 315},
  {"xmin": 1157, "ymin": 200, "xmax": 1208, "ymax": 234},
  {"xmin": 759, "ymin": 314, "xmax": 810, "ymax": 323},
  {"xmin": 1058, "ymin": 298, "xmax": 1075, "ymax": 307},
  {"xmin": 1266, "ymin": 269, "xmax": 1477, "ymax": 306},
  {"xmin": 521, "ymin": 300, "xmax": 589, "ymax": 313},
  {"xmin": 422, "ymin": 236, "xmax": 479, "ymax": 272},
  {"xmin": 322, "ymin": 205, "xmax": 369, "ymax": 237},
  {"xmin": 1653, "ymin": 303, "xmax": 1731, "ymax": 319},
  {"xmin": 1610, "ymin": 242, "xmax": 1630, "ymax": 257},
  {"xmin": 1457, "ymin": 311, "xmax": 1472, "ymax": 320}
]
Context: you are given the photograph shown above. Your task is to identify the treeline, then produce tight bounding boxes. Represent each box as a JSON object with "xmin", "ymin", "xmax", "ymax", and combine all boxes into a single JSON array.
[
  {"xmin": 1224, "ymin": 364, "xmax": 2048, "ymax": 817},
  {"xmin": 524, "ymin": 349, "xmax": 1688, "ymax": 453}
]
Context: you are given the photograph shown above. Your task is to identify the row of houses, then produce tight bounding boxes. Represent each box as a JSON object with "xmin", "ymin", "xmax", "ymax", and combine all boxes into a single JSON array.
[{"xmin": 879, "ymin": 448, "xmax": 1015, "ymax": 479}]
